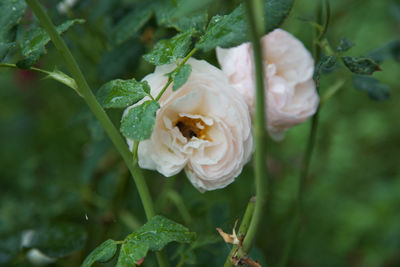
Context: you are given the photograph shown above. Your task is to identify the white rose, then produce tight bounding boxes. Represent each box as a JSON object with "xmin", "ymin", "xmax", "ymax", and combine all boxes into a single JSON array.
[
  {"xmin": 217, "ymin": 28, "xmax": 319, "ymax": 141},
  {"xmin": 125, "ymin": 58, "xmax": 253, "ymax": 192}
]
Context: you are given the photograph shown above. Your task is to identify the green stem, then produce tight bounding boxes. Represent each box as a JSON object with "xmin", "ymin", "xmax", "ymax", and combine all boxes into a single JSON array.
[
  {"xmin": 0, "ymin": 62, "xmax": 51, "ymax": 75},
  {"xmin": 223, "ymin": 197, "xmax": 256, "ymax": 267},
  {"xmin": 278, "ymin": 1, "xmax": 326, "ymax": 266},
  {"xmin": 242, "ymin": 0, "xmax": 267, "ymax": 253},
  {"xmin": 24, "ymin": 1, "xmax": 168, "ymax": 266},
  {"xmin": 155, "ymin": 47, "xmax": 197, "ymax": 101}
]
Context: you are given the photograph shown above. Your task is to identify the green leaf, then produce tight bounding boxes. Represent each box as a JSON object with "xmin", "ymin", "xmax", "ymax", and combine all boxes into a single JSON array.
[
  {"xmin": 16, "ymin": 47, "xmax": 45, "ymax": 69},
  {"xmin": 197, "ymin": 0, "xmax": 293, "ymax": 51},
  {"xmin": 120, "ymin": 100, "xmax": 160, "ymax": 141},
  {"xmin": 352, "ymin": 75, "xmax": 390, "ymax": 101},
  {"xmin": 313, "ymin": 55, "xmax": 336, "ymax": 86},
  {"xmin": 116, "ymin": 242, "xmax": 149, "ymax": 267},
  {"xmin": 154, "ymin": 0, "xmax": 207, "ymax": 32},
  {"xmin": 196, "ymin": 5, "xmax": 247, "ymax": 52},
  {"xmin": 336, "ymin": 37, "xmax": 354, "ymax": 52},
  {"xmin": 112, "ymin": 5, "xmax": 153, "ymax": 46},
  {"xmin": 17, "ymin": 19, "xmax": 85, "ymax": 68},
  {"xmin": 26, "ymin": 223, "xmax": 87, "ymax": 258},
  {"xmin": 81, "ymin": 239, "xmax": 118, "ymax": 267},
  {"xmin": 125, "ymin": 215, "xmax": 196, "ymax": 251},
  {"xmin": 115, "ymin": 215, "xmax": 195, "ymax": 266},
  {"xmin": 170, "ymin": 64, "xmax": 192, "ymax": 91},
  {"xmin": 143, "ymin": 31, "xmax": 192, "ymax": 65},
  {"xmin": 97, "ymin": 79, "xmax": 151, "ymax": 109},
  {"xmin": 264, "ymin": 0, "xmax": 294, "ymax": 32},
  {"xmin": 342, "ymin": 56, "xmax": 381, "ymax": 75},
  {"xmin": 0, "ymin": 0, "xmax": 26, "ymax": 60}
]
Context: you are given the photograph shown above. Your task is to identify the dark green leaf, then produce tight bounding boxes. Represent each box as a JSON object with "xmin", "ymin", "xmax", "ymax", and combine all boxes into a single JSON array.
[
  {"xmin": 337, "ymin": 37, "xmax": 354, "ymax": 52},
  {"xmin": 197, "ymin": 0, "xmax": 293, "ymax": 51},
  {"xmin": 264, "ymin": 0, "xmax": 294, "ymax": 32},
  {"xmin": 125, "ymin": 215, "xmax": 196, "ymax": 251},
  {"xmin": 352, "ymin": 75, "xmax": 390, "ymax": 101},
  {"xmin": 196, "ymin": 5, "xmax": 247, "ymax": 52},
  {"xmin": 143, "ymin": 31, "xmax": 192, "ymax": 65},
  {"xmin": 115, "ymin": 216, "xmax": 195, "ymax": 266},
  {"xmin": 16, "ymin": 47, "xmax": 45, "ymax": 69},
  {"xmin": 154, "ymin": 0, "xmax": 207, "ymax": 32},
  {"xmin": 18, "ymin": 19, "xmax": 85, "ymax": 68},
  {"xmin": 171, "ymin": 64, "xmax": 192, "ymax": 91},
  {"xmin": 97, "ymin": 79, "xmax": 151, "ymax": 109},
  {"xmin": 81, "ymin": 239, "xmax": 118, "ymax": 267},
  {"xmin": 112, "ymin": 5, "xmax": 153, "ymax": 46},
  {"xmin": 314, "ymin": 55, "xmax": 336, "ymax": 86},
  {"xmin": 342, "ymin": 56, "xmax": 381, "ymax": 75},
  {"xmin": 120, "ymin": 100, "xmax": 160, "ymax": 141},
  {"xmin": 27, "ymin": 223, "xmax": 87, "ymax": 258},
  {"xmin": 0, "ymin": 0, "xmax": 26, "ymax": 60},
  {"xmin": 116, "ymin": 242, "xmax": 149, "ymax": 267}
]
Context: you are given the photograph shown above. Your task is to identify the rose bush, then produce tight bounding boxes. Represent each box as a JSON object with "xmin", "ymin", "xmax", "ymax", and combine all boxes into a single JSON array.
[
  {"xmin": 124, "ymin": 58, "xmax": 253, "ymax": 192},
  {"xmin": 217, "ymin": 29, "xmax": 319, "ymax": 141}
]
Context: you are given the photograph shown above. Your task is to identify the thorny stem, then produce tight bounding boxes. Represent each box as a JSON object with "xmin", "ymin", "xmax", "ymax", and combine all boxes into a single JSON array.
[
  {"xmin": 223, "ymin": 197, "xmax": 256, "ymax": 267},
  {"xmin": 278, "ymin": 1, "xmax": 328, "ymax": 266},
  {"xmin": 24, "ymin": 1, "xmax": 168, "ymax": 266},
  {"xmin": 155, "ymin": 47, "xmax": 198, "ymax": 101}
]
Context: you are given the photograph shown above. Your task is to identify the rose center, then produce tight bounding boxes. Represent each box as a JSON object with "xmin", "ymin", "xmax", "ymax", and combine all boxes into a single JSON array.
[{"xmin": 175, "ymin": 117, "xmax": 211, "ymax": 141}]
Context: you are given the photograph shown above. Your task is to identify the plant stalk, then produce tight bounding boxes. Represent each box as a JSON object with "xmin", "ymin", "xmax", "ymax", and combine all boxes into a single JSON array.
[
  {"xmin": 223, "ymin": 197, "xmax": 256, "ymax": 267},
  {"xmin": 242, "ymin": 0, "xmax": 267, "ymax": 253},
  {"xmin": 278, "ymin": 1, "xmax": 326, "ymax": 266},
  {"xmin": 24, "ymin": 1, "xmax": 168, "ymax": 266}
]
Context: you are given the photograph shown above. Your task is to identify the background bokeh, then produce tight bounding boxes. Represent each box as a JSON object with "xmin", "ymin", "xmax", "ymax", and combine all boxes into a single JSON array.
[{"xmin": 1, "ymin": 0, "xmax": 399, "ymax": 266}]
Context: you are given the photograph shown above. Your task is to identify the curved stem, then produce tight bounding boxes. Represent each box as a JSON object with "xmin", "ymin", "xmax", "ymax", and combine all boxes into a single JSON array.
[
  {"xmin": 24, "ymin": 1, "xmax": 168, "ymax": 266},
  {"xmin": 242, "ymin": 0, "xmax": 267, "ymax": 253}
]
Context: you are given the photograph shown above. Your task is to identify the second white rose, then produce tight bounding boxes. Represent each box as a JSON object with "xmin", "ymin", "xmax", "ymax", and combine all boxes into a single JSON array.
[
  {"xmin": 217, "ymin": 29, "xmax": 319, "ymax": 141},
  {"xmin": 125, "ymin": 58, "xmax": 253, "ymax": 192}
]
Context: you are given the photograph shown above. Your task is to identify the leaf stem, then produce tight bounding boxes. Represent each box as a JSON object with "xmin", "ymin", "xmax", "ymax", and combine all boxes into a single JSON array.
[
  {"xmin": 242, "ymin": 0, "xmax": 267, "ymax": 253},
  {"xmin": 24, "ymin": 1, "xmax": 168, "ymax": 266},
  {"xmin": 0, "ymin": 62, "xmax": 51, "ymax": 76},
  {"xmin": 155, "ymin": 47, "xmax": 197, "ymax": 101}
]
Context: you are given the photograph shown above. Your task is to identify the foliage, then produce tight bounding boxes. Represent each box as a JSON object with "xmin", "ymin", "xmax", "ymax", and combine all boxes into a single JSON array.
[
  {"xmin": 0, "ymin": 0, "xmax": 399, "ymax": 266},
  {"xmin": 97, "ymin": 79, "xmax": 152, "ymax": 109},
  {"xmin": 120, "ymin": 100, "xmax": 160, "ymax": 141},
  {"xmin": 82, "ymin": 215, "xmax": 195, "ymax": 266},
  {"xmin": 143, "ymin": 31, "xmax": 193, "ymax": 65}
]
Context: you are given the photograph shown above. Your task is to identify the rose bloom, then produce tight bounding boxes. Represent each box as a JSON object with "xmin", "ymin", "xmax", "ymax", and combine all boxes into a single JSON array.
[
  {"xmin": 217, "ymin": 29, "xmax": 319, "ymax": 141},
  {"xmin": 125, "ymin": 58, "xmax": 253, "ymax": 192}
]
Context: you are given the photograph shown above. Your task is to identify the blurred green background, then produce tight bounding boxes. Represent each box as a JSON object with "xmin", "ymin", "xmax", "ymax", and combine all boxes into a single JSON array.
[{"xmin": 1, "ymin": 0, "xmax": 399, "ymax": 266}]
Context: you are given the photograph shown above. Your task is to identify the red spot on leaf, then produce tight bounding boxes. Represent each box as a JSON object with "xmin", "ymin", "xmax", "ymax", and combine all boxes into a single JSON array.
[{"xmin": 136, "ymin": 257, "xmax": 145, "ymax": 265}]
